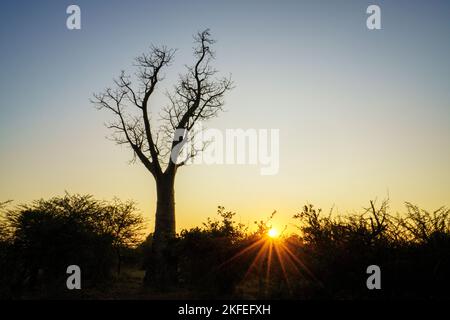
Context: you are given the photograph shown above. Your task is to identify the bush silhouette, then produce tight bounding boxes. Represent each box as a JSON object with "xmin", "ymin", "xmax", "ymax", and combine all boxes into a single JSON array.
[
  {"xmin": 1, "ymin": 197, "xmax": 449, "ymax": 299},
  {"xmin": 0, "ymin": 194, "xmax": 144, "ymax": 298},
  {"xmin": 290, "ymin": 201, "xmax": 450, "ymax": 299},
  {"xmin": 172, "ymin": 206, "xmax": 248, "ymax": 297}
]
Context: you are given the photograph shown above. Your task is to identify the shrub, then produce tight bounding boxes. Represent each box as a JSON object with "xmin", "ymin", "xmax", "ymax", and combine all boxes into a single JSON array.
[
  {"xmin": 0, "ymin": 194, "xmax": 144, "ymax": 298},
  {"xmin": 175, "ymin": 206, "xmax": 248, "ymax": 297},
  {"xmin": 292, "ymin": 200, "xmax": 450, "ymax": 299}
]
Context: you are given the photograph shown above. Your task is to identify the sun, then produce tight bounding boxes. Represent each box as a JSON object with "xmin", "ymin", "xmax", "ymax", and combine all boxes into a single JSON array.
[{"xmin": 267, "ymin": 228, "xmax": 279, "ymax": 239}]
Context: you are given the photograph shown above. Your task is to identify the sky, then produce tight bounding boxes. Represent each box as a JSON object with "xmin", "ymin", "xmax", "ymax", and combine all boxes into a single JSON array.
[{"xmin": 0, "ymin": 0, "xmax": 449, "ymax": 233}]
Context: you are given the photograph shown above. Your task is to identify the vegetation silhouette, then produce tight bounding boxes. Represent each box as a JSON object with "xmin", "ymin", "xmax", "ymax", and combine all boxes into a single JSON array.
[
  {"xmin": 0, "ymin": 194, "xmax": 144, "ymax": 299},
  {"xmin": 92, "ymin": 29, "xmax": 232, "ymax": 289},
  {"xmin": 0, "ymin": 195, "xmax": 449, "ymax": 299}
]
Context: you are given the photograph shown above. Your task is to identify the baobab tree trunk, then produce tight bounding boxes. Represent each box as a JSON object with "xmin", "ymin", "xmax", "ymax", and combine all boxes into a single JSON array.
[{"xmin": 145, "ymin": 172, "xmax": 177, "ymax": 289}]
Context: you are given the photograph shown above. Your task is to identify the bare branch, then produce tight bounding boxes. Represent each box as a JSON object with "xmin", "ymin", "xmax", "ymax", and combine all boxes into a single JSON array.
[{"xmin": 93, "ymin": 30, "xmax": 231, "ymax": 178}]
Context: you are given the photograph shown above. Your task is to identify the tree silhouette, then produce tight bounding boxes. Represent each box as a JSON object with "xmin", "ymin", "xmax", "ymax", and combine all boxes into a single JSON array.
[{"xmin": 92, "ymin": 29, "xmax": 232, "ymax": 288}]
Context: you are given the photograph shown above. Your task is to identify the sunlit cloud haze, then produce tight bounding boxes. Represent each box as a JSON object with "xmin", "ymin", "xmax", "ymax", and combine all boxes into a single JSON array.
[{"xmin": 0, "ymin": 0, "xmax": 449, "ymax": 232}]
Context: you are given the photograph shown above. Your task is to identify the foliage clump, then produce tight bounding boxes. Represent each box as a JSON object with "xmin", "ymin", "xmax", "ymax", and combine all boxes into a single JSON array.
[{"xmin": 0, "ymin": 194, "xmax": 144, "ymax": 298}]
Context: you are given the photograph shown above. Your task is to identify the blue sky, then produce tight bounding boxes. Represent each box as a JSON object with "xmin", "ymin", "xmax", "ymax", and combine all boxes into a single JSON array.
[{"xmin": 1, "ymin": 0, "xmax": 449, "ymax": 231}]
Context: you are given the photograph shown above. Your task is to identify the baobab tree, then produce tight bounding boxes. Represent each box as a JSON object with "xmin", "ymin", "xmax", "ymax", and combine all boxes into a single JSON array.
[{"xmin": 92, "ymin": 29, "xmax": 232, "ymax": 287}]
